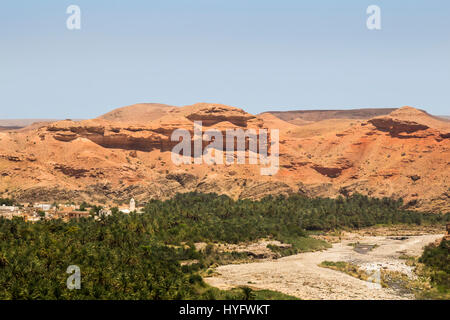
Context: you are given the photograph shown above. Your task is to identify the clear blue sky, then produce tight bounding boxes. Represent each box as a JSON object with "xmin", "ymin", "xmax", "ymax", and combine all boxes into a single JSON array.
[{"xmin": 1, "ymin": 0, "xmax": 449, "ymax": 118}]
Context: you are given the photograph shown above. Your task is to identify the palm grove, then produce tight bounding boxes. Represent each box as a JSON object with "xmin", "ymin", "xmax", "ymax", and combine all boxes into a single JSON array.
[{"xmin": 0, "ymin": 193, "xmax": 448, "ymax": 299}]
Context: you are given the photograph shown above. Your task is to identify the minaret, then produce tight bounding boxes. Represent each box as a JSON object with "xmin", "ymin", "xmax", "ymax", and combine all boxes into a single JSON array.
[{"xmin": 129, "ymin": 198, "xmax": 136, "ymax": 211}]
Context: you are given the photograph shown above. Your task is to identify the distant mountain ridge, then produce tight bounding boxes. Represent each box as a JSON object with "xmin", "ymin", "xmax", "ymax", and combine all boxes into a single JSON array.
[{"xmin": 262, "ymin": 108, "xmax": 398, "ymax": 123}]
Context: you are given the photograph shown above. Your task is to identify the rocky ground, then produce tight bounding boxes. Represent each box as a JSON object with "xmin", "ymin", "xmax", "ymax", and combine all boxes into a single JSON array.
[{"xmin": 204, "ymin": 233, "xmax": 443, "ymax": 300}]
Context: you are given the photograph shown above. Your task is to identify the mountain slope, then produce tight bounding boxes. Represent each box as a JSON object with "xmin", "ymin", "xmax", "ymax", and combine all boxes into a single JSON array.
[
  {"xmin": 263, "ymin": 108, "xmax": 397, "ymax": 124},
  {"xmin": 0, "ymin": 104, "xmax": 448, "ymax": 213}
]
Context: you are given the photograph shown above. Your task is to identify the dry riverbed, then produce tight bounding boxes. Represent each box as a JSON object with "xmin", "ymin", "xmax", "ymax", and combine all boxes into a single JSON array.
[{"xmin": 204, "ymin": 233, "xmax": 443, "ymax": 300}]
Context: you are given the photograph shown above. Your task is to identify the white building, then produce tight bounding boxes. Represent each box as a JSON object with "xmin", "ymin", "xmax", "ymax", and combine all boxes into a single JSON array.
[
  {"xmin": 0, "ymin": 204, "xmax": 18, "ymax": 212},
  {"xmin": 118, "ymin": 199, "xmax": 136, "ymax": 214},
  {"xmin": 99, "ymin": 208, "xmax": 112, "ymax": 217},
  {"xmin": 34, "ymin": 203, "xmax": 52, "ymax": 211},
  {"xmin": 0, "ymin": 205, "xmax": 21, "ymax": 219}
]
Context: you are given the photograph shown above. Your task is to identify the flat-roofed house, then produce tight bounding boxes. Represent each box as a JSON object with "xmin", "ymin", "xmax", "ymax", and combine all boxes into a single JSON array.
[
  {"xmin": 34, "ymin": 203, "xmax": 52, "ymax": 211},
  {"xmin": 0, "ymin": 204, "xmax": 21, "ymax": 219},
  {"xmin": 67, "ymin": 211, "xmax": 90, "ymax": 219}
]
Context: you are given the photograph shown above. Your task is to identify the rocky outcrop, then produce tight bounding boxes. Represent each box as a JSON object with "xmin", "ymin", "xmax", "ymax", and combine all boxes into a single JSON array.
[
  {"xmin": 166, "ymin": 172, "xmax": 198, "ymax": 188},
  {"xmin": 185, "ymin": 104, "xmax": 256, "ymax": 127},
  {"xmin": 310, "ymin": 158, "xmax": 353, "ymax": 179},
  {"xmin": 0, "ymin": 154, "xmax": 23, "ymax": 162},
  {"xmin": 46, "ymin": 105, "xmax": 266, "ymax": 153},
  {"xmin": 54, "ymin": 164, "xmax": 89, "ymax": 178},
  {"xmin": 48, "ymin": 121, "xmax": 178, "ymax": 152},
  {"xmin": 238, "ymin": 181, "xmax": 294, "ymax": 199},
  {"xmin": 53, "ymin": 132, "xmax": 78, "ymax": 142},
  {"xmin": 297, "ymin": 182, "xmax": 335, "ymax": 197},
  {"xmin": 368, "ymin": 118, "xmax": 429, "ymax": 137}
]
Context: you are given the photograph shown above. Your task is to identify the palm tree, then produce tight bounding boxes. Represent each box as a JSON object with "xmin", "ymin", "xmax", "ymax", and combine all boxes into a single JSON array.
[{"xmin": 240, "ymin": 286, "xmax": 255, "ymax": 300}]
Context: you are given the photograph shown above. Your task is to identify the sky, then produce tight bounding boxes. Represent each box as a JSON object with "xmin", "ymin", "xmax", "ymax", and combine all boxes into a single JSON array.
[{"xmin": 0, "ymin": 0, "xmax": 449, "ymax": 119}]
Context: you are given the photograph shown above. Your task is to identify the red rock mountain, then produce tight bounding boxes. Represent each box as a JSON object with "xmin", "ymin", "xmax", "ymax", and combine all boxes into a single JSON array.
[{"xmin": 0, "ymin": 103, "xmax": 448, "ymax": 213}]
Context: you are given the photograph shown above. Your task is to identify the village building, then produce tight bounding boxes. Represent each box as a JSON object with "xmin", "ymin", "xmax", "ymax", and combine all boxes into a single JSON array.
[
  {"xmin": 23, "ymin": 214, "xmax": 41, "ymax": 223},
  {"xmin": 34, "ymin": 203, "xmax": 53, "ymax": 211},
  {"xmin": 0, "ymin": 204, "xmax": 19, "ymax": 212},
  {"xmin": 119, "ymin": 198, "xmax": 136, "ymax": 214},
  {"xmin": 99, "ymin": 208, "xmax": 112, "ymax": 217},
  {"xmin": 67, "ymin": 211, "xmax": 91, "ymax": 219},
  {"xmin": 0, "ymin": 204, "xmax": 21, "ymax": 219}
]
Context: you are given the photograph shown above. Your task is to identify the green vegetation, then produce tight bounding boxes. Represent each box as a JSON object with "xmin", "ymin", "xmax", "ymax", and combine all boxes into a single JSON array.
[
  {"xmin": 0, "ymin": 198, "xmax": 15, "ymax": 206},
  {"xmin": 419, "ymin": 240, "xmax": 449, "ymax": 287},
  {"xmin": 267, "ymin": 237, "xmax": 330, "ymax": 257},
  {"xmin": 188, "ymin": 285, "xmax": 299, "ymax": 300},
  {"xmin": 77, "ymin": 201, "xmax": 90, "ymax": 211},
  {"xmin": 140, "ymin": 193, "xmax": 448, "ymax": 243},
  {"xmin": 251, "ymin": 289, "xmax": 299, "ymax": 300},
  {"xmin": 417, "ymin": 239, "xmax": 449, "ymax": 299},
  {"xmin": 319, "ymin": 261, "xmax": 371, "ymax": 282},
  {"xmin": 0, "ymin": 192, "xmax": 447, "ymax": 299}
]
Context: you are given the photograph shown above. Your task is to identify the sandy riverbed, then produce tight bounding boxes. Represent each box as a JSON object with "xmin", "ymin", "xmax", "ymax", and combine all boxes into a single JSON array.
[{"xmin": 204, "ymin": 234, "xmax": 443, "ymax": 300}]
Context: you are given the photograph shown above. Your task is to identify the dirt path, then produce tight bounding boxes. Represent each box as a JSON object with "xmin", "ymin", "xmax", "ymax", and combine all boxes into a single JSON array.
[{"xmin": 204, "ymin": 234, "xmax": 443, "ymax": 300}]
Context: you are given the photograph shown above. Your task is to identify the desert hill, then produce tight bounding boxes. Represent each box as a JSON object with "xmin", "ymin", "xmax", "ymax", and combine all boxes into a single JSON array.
[
  {"xmin": 98, "ymin": 103, "xmax": 176, "ymax": 123},
  {"xmin": 0, "ymin": 119, "xmax": 60, "ymax": 132},
  {"xmin": 0, "ymin": 103, "xmax": 448, "ymax": 213},
  {"xmin": 263, "ymin": 108, "xmax": 397, "ymax": 124},
  {"xmin": 0, "ymin": 119, "xmax": 59, "ymax": 127}
]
